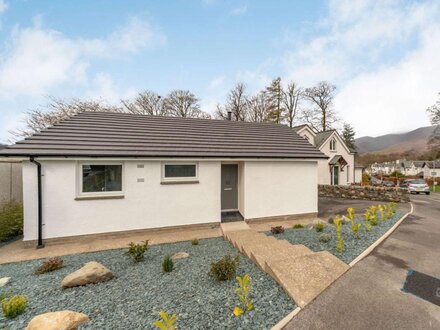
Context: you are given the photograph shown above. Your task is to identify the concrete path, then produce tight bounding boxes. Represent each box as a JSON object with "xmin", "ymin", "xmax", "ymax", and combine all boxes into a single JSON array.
[
  {"xmin": 285, "ymin": 194, "xmax": 440, "ymax": 330},
  {"xmin": 221, "ymin": 222, "xmax": 349, "ymax": 308}
]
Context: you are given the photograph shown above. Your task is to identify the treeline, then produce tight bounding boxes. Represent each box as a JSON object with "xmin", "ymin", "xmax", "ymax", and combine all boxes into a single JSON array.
[{"xmin": 11, "ymin": 79, "xmax": 346, "ymax": 141}]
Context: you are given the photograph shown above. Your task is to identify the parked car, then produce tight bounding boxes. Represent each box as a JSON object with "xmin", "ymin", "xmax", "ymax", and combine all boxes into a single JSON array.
[
  {"xmin": 370, "ymin": 177, "xmax": 382, "ymax": 186},
  {"xmin": 400, "ymin": 179, "xmax": 414, "ymax": 188},
  {"xmin": 382, "ymin": 180, "xmax": 395, "ymax": 187},
  {"xmin": 405, "ymin": 179, "xmax": 430, "ymax": 195}
]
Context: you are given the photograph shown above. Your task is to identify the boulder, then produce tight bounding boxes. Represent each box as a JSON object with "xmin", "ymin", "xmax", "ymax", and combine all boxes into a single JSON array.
[
  {"xmin": 61, "ymin": 261, "xmax": 114, "ymax": 289},
  {"xmin": 171, "ymin": 252, "xmax": 189, "ymax": 261},
  {"xmin": 0, "ymin": 277, "xmax": 10, "ymax": 287},
  {"xmin": 26, "ymin": 310, "xmax": 89, "ymax": 330}
]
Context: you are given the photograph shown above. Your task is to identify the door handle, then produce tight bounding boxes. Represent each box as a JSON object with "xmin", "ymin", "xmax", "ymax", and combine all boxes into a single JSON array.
[{"xmin": 224, "ymin": 188, "xmax": 232, "ymax": 191}]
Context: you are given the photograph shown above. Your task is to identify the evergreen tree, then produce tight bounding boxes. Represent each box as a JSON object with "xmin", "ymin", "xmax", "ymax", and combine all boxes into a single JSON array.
[
  {"xmin": 341, "ymin": 123, "xmax": 357, "ymax": 151},
  {"xmin": 265, "ymin": 78, "xmax": 285, "ymax": 123}
]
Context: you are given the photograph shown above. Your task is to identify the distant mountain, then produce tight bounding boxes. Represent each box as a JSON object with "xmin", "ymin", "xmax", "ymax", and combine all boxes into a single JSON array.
[{"xmin": 355, "ymin": 126, "xmax": 435, "ymax": 154}]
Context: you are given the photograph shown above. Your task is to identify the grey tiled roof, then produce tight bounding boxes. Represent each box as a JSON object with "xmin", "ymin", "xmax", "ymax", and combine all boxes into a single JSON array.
[
  {"xmin": 314, "ymin": 130, "xmax": 335, "ymax": 148},
  {"xmin": 0, "ymin": 112, "xmax": 327, "ymax": 159}
]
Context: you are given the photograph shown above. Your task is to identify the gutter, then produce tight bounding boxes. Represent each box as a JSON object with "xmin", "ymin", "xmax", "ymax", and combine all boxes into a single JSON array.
[{"xmin": 29, "ymin": 156, "xmax": 44, "ymax": 249}]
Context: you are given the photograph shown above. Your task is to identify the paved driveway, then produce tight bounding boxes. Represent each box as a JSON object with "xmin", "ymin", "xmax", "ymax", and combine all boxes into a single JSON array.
[{"xmin": 285, "ymin": 194, "xmax": 440, "ymax": 330}]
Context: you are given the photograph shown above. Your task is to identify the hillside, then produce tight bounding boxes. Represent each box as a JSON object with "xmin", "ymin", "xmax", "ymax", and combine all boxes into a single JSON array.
[{"xmin": 355, "ymin": 126, "xmax": 435, "ymax": 154}]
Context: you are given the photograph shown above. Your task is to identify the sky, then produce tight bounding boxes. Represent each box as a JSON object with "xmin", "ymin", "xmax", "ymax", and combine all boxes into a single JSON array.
[{"xmin": 0, "ymin": 0, "xmax": 438, "ymax": 143}]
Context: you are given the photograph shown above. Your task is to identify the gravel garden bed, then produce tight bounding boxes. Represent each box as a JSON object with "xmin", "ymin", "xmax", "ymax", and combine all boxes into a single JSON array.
[
  {"xmin": 0, "ymin": 237, "xmax": 295, "ymax": 330},
  {"xmin": 268, "ymin": 212, "xmax": 404, "ymax": 264}
]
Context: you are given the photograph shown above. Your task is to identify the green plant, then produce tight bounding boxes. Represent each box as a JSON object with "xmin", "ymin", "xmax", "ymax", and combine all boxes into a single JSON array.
[
  {"xmin": 327, "ymin": 218, "xmax": 334, "ymax": 224},
  {"xmin": 271, "ymin": 226, "xmax": 285, "ymax": 234},
  {"xmin": 378, "ymin": 205, "xmax": 385, "ymax": 221},
  {"xmin": 334, "ymin": 216, "xmax": 344, "ymax": 253},
  {"xmin": 0, "ymin": 201, "xmax": 23, "ymax": 242},
  {"xmin": 124, "ymin": 240, "xmax": 149, "ymax": 263},
  {"xmin": 319, "ymin": 233, "xmax": 331, "ymax": 243},
  {"xmin": 293, "ymin": 224, "xmax": 304, "ymax": 229},
  {"xmin": 347, "ymin": 208, "xmax": 356, "ymax": 221},
  {"xmin": 34, "ymin": 257, "xmax": 64, "ymax": 275},
  {"xmin": 153, "ymin": 311, "xmax": 177, "ymax": 330},
  {"xmin": 2, "ymin": 295, "xmax": 27, "ymax": 319},
  {"xmin": 191, "ymin": 238, "xmax": 199, "ymax": 245},
  {"xmin": 389, "ymin": 202, "xmax": 397, "ymax": 214},
  {"xmin": 209, "ymin": 255, "xmax": 240, "ymax": 281},
  {"xmin": 364, "ymin": 223, "xmax": 372, "ymax": 232},
  {"xmin": 314, "ymin": 222, "xmax": 325, "ymax": 232},
  {"xmin": 233, "ymin": 274, "xmax": 253, "ymax": 317},
  {"xmin": 162, "ymin": 255, "xmax": 174, "ymax": 273},
  {"xmin": 351, "ymin": 222, "xmax": 361, "ymax": 238}
]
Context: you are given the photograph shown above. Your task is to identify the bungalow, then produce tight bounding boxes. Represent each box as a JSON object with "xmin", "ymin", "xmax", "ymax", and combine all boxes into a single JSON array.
[
  {"xmin": 0, "ymin": 112, "xmax": 326, "ymax": 247},
  {"xmin": 293, "ymin": 124, "xmax": 356, "ymax": 185}
]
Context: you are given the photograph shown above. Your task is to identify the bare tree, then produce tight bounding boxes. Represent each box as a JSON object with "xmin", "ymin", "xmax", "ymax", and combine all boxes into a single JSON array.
[
  {"xmin": 163, "ymin": 90, "xmax": 210, "ymax": 119},
  {"xmin": 265, "ymin": 77, "xmax": 285, "ymax": 123},
  {"xmin": 247, "ymin": 91, "xmax": 270, "ymax": 123},
  {"xmin": 427, "ymin": 93, "xmax": 440, "ymax": 157},
  {"xmin": 10, "ymin": 97, "xmax": 123, "ymax": 139},
  {"xmin": 302, "ymin": 81, "xmax": 338, "ymax": 131},
  {"xmin": 427, "ymin": 92, "xmax": 440, "ymax": 125},
  {"xmin": 215, "ymin": 83, "xmax": 249, "ymax": 121},
  {"xmin": 121, "ymin": 90, "xmax": 166, "ymax": 116},
  {"xmin": 283, "ymin": 82, "xmax": 302, "ymax": 127}
]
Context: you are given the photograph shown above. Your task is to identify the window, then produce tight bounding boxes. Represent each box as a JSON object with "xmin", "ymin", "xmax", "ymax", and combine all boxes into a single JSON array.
[
  {"xmin": 162, "ymin": 163, "xmax": 198, "ymax": 182},
  {"xmin": 330, "ymin": 138, "xmax": 337, "ymax": 151},
  {"xmin": 81, "ymin": 164, "xmax": 123, "ymax": 194}
]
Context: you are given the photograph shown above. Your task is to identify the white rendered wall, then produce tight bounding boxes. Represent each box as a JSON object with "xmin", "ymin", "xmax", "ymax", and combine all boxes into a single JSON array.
[
  {"xmin": 243, "ymin": 161, "xmax": 318, "ymax": 219},
  {"xmin": 22, "ymin": 160, "xmax": 221, "ymax": 241}
]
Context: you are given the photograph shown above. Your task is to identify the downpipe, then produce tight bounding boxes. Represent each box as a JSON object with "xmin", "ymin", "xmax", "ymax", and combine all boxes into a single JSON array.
[{"xmin": 30, "ymin": 156, "xmax": 44, "ymax": 249}]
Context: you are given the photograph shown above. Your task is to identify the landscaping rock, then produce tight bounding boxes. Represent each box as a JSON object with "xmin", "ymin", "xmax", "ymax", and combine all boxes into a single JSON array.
[
  {"xmin": 61, "ymin": 262, "xmax": 113, "ymax": 288},
  {"xmin": 0, "ymin": 277, "xmax": 10, "ymax": 287},
  {"xmin": 318, "ymin": 184, "xmax": 410, "ymax": 202},
  {"xmin": 171, "ymin": 252, "xmax": 189, "ymax": 260},
  {"xmin": 25, "ymin": 310, "xmax": 89, "ymax": 330}
]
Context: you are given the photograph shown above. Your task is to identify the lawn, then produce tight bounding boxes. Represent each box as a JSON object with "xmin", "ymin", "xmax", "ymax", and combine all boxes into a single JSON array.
[
  {"xmin": 269, "ymin": 212, "xmax": 403, "ymax": 264},
  {"xmin": 0, "ymin": 238, "xmax": 295, "ymax": 330}
]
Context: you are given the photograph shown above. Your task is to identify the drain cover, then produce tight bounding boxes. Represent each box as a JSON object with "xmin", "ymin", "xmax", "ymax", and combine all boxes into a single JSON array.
[{"xmin": 402, "ymin": 269, "xmax": 440, "ymax": 307}]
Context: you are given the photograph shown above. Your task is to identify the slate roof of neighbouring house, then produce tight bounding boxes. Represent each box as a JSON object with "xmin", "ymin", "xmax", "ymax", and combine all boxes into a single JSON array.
[
  {"xmin": 292, "ymin": 124, "xmax": 311, "ymax": 132},
  {"xmin": 314, "ymin": 130, "xmax": 335, "ymax": 148},
  {"xmin": 0, "ymin": 144, "xmax": 6, "ymax": 150},
  {"xmin": 423, "ymin": 161, "xmax": 440, "ymax": 168},
  {"xmin": 0, "ymin": 112, "xmax": 328, "ymax": 159}
]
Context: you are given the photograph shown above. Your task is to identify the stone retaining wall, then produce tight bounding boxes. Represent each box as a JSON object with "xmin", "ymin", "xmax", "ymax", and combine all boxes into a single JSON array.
[{"xmin": 318, "ymin": 185, "xmax": 410, "ymax": 203}]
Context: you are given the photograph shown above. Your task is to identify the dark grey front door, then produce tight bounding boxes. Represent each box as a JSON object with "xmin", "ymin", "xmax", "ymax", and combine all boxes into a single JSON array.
[{"xmin": 221, "ymin": 164, "xmax": 238, "ymax": 210}]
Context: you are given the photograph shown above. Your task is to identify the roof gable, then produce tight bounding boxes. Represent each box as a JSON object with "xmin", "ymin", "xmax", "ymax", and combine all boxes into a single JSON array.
[
  {"xmin": 0, "ymin": 112, "xmax": 327, "ymax": 159},
  {"xmin": 315, "ymin": 130, "xmax": 355, "ymax": 155}
]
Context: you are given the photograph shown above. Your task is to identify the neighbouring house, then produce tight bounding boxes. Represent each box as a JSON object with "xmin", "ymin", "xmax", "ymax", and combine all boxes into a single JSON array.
[
  {"xmin": 369, "ymin": 160, "xmax": 427, "ymax": 177},
  {"xmin": 0, "ymin": 143, "xmax": 23, "ymax": 204},
  {"xmin": 0, "ymin": 112, "xmax": 327, "ymax": 246},
  {"xmin": 354, "ymin": 163, "xmax": 364, "ymax": 184},
  {"xmin": 293, "ymin": 124, "xmax": 356, "ymax": 185},
  {"xmin": 422, "ymin": 161, "xmax": 440, "ymax": 180}
]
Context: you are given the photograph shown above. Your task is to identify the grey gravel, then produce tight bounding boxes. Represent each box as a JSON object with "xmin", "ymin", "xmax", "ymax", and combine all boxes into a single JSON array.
[
  {"xmin": 0, "ymin": 237, "xmax": 295, "ymax": 330},
  {"xmin": 269, "ymin": 212, "xmax": 403, "ymax": 264}
]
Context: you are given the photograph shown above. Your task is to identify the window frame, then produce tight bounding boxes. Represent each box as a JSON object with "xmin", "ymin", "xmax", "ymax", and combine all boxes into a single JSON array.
[
  {"xmin": 330, "ymin": 138, "xmax": 337, "ymax": 151},
  {"xmin": 77, "ymin": 161, "xmax": 125, "ymax": 198},
  {"xmin": 161, "ymin": 162, "xmax": 199, "ymax": 183}
]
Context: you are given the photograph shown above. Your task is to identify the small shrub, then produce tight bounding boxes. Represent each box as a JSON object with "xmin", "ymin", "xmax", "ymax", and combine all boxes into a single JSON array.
[
  {"xmin": 378, "ymin": 205, "xmax": 385, "ymax": 221},
  {"xmin": 209, "ymin": 255, "xmax": 240, "ymax": 281},
  {"xmin": 0, "ymin": 201, "xmax": 23, "ymax": 242},
  {"xmin": 125, "ymin": 240, "xmax": 149, "ymax": 263},
  {"xmin": 336, "ymin": 236, "xmax": 344, "ymax": 253},
  {"xmin": 364, "ymin": 223, "xmax": 372, "ymax": 232},
  {"xmin": 2, "ymin": 295, "xmax": 27, "ymax": 319},
  {"xmin": 389, "ymin": 202, "xmax": 397, "ymax": 214},
  {"xmin": 191, "ymin": 238, "xmax": 199, "ymax": 246},
  {"xmin": 347, "ymin": 207, "xmax": 356, "ymax": 221},
  {"xmin": 334, "ymin": 216, "xmax": 344, "ymax": 252},
  {"xmin": 351, "ymin": 222, "xmax": 361, "ymax": 238},
  {"xmin": 34, "ymin": 257, "xmax": 64, "ymax": 275},
  {"xmin": 327, "ymin": 218, "xmax": 334, "ymax": 224},
  {"xmin": 271, "ymin": 226, "xmax": 285, "ymax": 234},
  {"xmin": 153, "ymin": 311, "xmax": 177, "ymax": 330},
  {"xmin": 293, "ymin": 224, "xmax": 304, "ymax": 229},
  {"xmin": 314, "ymin": 222, "xmax": 325, "ymax": 232},
  {"xmin": 162, "ymin": 255, "xmax": 174, "ymax": 273},
  {"xmin": 319, "ymin": 233, "xmax": 331, "ymax": 243},
  {"xmin": 233, "ymin": 274, "xmax": 253, "ymax": 317}
]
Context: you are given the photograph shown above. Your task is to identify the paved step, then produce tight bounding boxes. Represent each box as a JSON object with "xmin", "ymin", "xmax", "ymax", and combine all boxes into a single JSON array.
[{"xmin": 265, "ymin": 251, "xmax": 349, "ymax": 308}]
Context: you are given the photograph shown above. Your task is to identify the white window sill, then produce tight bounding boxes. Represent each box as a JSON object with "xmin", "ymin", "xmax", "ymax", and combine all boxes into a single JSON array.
[{"xmin": 75, "ymin": 194, "xmax": 125, "ymax": 201}]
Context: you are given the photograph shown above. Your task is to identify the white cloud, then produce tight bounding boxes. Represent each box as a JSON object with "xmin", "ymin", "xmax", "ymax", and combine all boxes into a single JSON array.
[
  {"xmin": 0, "ymin": 0, "xmax": 7, "ymax": 14},
  {"xmin": 0, "ymin": 17, "xmax": 166, "ymax": 98},
  {"xmin": 277, "ymin": 0, "xmax": 440, "ymax": 137},
  {"xmin": 230, "ymin": 5, "xmax": 247, "ymax": 16},
  {"xmin": 208, "ymin": 75, "xmax": 225, "ymax": 89}
]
